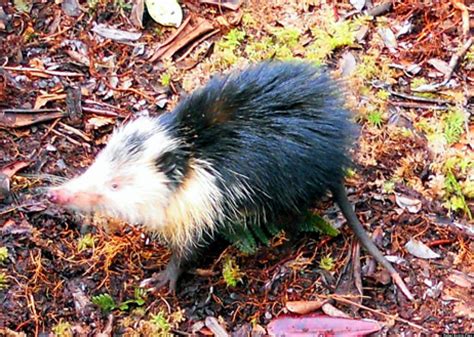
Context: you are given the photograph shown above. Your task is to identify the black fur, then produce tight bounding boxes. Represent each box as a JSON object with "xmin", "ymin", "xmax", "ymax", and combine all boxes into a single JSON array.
[{"xmin": 158, "ymin": 61, "xmax": 357, "ymax": 227}]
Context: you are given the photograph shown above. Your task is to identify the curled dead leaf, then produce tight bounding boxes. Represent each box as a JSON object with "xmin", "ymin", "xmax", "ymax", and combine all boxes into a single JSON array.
[
  {"xmin": 395, "ymin": 193, "xmax": 422, "ymax": 213},
  {"xmin": 405, "ymin": 239, "xmax": 441, "ymax": 259},
  {"xmin": 286, "ymin": 300, "xmax": 327, "ymax": 314},
  {"xmin": 321, "ymin": 303, "xmax": 351, "ymax": 318}
]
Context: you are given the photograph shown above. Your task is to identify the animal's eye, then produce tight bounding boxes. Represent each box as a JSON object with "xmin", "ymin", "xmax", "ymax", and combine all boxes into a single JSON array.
[{"xmin": 111, "ymin": 182, "xmax": 119, "ymax": 190}]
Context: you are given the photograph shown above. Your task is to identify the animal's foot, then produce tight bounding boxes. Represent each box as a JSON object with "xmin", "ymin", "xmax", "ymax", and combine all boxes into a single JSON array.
[{"xmin": 140, "ymin": 259, "xmax": 182, "ymax": 293}]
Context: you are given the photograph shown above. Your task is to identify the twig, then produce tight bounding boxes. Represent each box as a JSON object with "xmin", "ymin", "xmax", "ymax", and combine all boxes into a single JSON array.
[
  {"xmin": 2, "ymin": 108, "xmax": 62, "ymax": 114},
  {"xmin": 452, "ymin": 0, "xmax": 470, "ymax": 37},
  {"xmin": 441, "ymin": 36, "xmax": 473, "ymax": 85},
  {"xmin": 327, "ymin": 294, "xmax": 431, "ymax": 333},
  {"xmin": 58, "ymin": 122, "xmax": 92, "ymax": 142},
  {"xmin": 50, "ymin": 129, "xmax": 89, "ymax": 147},
  {"xmin": 41, "ymin": 118, "xmax": 61, "ymax": 141},
  {"xmin": 101, "ymin": 80, "xmax": 155, "ymax": 101},
  {"xmin": 387, "ymin": 89, "xmax": 451, "ymax": 105},
  {"xmin": 1, "ymin": 66, "xmax": 85, "ymax": 77},
  {"xmin": 84, "ymin": 99, "xmax": 127, "ymax": 114},
  {"xmin": 389, "ymin": 101, "xmax": 448, "ymax": 110},
  {"xmin": 27, "ymin": 292, "xmax": 40, "ymax": 337},
  {"xmin": 82, "ymin": 106, "xmax": 120, "ymax": 117}
]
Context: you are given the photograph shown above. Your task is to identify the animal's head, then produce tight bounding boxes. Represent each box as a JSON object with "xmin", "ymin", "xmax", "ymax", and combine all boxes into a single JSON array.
[{"xmin": 47, "ymin": 117, "xmax": 184, "ymax": 227}]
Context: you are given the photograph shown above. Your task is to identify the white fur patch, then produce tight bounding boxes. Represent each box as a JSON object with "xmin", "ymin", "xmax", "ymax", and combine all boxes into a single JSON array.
[
  {"xmin": 159, "ymin": 159, "xmax": 224, "ymax": 252},
  {"xmin": 102, "ymin": 116, "xmax": 178, "ymax": 164}
]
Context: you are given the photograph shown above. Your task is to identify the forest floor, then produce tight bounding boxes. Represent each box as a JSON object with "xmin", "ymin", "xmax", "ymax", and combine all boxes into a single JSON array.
[{"xmin": 0, "ymin": 0, "xmax": 473, "ymax": 336}]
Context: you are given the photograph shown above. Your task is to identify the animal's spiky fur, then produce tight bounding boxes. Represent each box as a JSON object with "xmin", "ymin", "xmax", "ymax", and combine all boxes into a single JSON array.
[{"xmin": 52, "ymin": 61, "xmax": 355, "ymax": 259}]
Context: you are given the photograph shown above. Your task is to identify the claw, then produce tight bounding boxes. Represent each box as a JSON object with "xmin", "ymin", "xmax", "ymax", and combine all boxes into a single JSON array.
[
  {"xmin": 140, "ymin": 269, "xmax": 179, "ymax": 293},
  {"xmin": 140, "ymin": 255, "xmax": 183, "ymax": 293}
]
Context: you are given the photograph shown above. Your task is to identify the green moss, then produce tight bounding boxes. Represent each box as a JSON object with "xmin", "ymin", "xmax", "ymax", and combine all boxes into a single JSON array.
[
  {"xmin": 245, "ymin": 38, "xmax": 272, "ymax": 61},
  {"xmin": 214, "ymin": 29, "xmax": 246, "ymax": 67},
  {"xmin": 319, "ymin": 255, "xmax": 335, "ymax": 271},
  {"xmin": 150, "ymin": 311, "xmax": 171, "ymax": 334},
  {"xmin": 160, "ymin": 72, "xmax": 172, "ymax": 87},
  {"xmin": 443, "ymin": 108, "xmax": 466, "ymax": 144},
  {"xmin": 375, "ymin": 89, "xmax": 390, "ymax": 101},
  {"xmin": 0, "ymin": 272, "xmax": 8, "ymax": 290},
  {"xmin": 217, "ymin": 29, "xmax": 246, "ymax": 50},
  {"xmin": 114, "ymin": 0, "xmax": 131, "ymax": 10},
  {"xmin": 443, "ymin": 158, "xmax": 472, "ymax": 219},
  {"xmin": 0, "ymin": 247, "xmax": 8, "ymax": 263},
  {"xmin": 367, "ymin": 110, "xmax": 384, "ymax": 128},
  {"xmin": 52, "ymin": 320, "xmax": 72, "ymax": 337},
  {"xmin": 77, "ymin": 233, "xmax": 95, "ymax": 252},
  {"xmin": 242, "ymin": 12, "xmax": 257, "ymax": 28},
  {"xmin": 383, "ymin": 180, "xmax": 396, "ymax": 194},
  {"xmin": 270, "ymin": 27, "xmax": 301, "ymax": 48},
  {"xmin": 410, "ymin": 77, "xmax": 427, "ymax": 90},
  {"xmin": 86, "ymin": 0, "xmax": 99, "ymax": 12},
  {"xmin": 356, "ymin": 54, "xmax": 379, "ymax": 80},
  {"xmin": 222, "ymin": 257, "xmax": 243, "ymax": 287},
  {"xmin": 306, "ymin": 12, "xmax": 356, "ymax": 64}
]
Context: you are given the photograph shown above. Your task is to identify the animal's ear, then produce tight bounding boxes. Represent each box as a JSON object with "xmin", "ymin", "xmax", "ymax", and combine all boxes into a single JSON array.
[
  {"xmin": 155, "ymin": 152, "xmax": 177, "ymax": 176},
  {"xmin": 155, "ymin": 150, "xmax": 189, "ymax": 186}
]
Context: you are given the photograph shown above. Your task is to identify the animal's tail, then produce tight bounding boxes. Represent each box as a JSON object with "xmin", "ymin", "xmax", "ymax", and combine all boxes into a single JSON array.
[{"xmin": 331, "ymin": 183, "xmax": 415, "ymax": 301}]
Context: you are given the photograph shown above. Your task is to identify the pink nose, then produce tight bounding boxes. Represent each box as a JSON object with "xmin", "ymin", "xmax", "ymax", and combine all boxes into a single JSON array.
[{"xmin": 47, "ymin": 189, "xmax": 72, "ymax": 205}]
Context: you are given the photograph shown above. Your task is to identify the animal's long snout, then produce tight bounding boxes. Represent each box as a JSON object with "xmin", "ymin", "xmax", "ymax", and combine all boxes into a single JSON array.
[{"xmin": 47, "ymin": 189, "xmax": 72, "ymax": 205}]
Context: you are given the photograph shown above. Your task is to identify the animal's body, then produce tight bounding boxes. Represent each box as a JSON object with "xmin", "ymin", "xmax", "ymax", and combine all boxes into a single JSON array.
[{"xmin": 48, "ymin": 61, "xmax": 413, "ymax": 299}]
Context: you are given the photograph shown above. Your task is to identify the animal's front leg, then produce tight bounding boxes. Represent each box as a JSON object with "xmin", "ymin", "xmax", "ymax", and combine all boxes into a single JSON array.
[{"xmin": 140, "ymin": 251, "xmax": 184, "ymax": 293}]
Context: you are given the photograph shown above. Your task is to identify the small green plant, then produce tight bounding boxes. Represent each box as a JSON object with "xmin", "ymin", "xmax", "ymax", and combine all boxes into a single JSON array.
[
  {"xmin": 242, "ymin": 12, "xmax": 257, "ymax": 28},
  {"xmin": 115, "ymin": 0, "xmax": 131, "ymax": 10},
  {"xmin": 319, "ymin": 255, "xmax": 335, "ymax": 271},
  {"xmin": 77, "ymin": 233, "xmax": 95, "ymax": 252},
  {"xmin": 222, "ymin": 257, "xmax": 243, "ymax": 287},
  {"xmin": 160, "ymin": 72, "xmax": 172, "ymax": 87},
  {"xmin": 214, "ymin": 29, "xmax": 246, "ymax": 66},
  {"xmin": 367, "ymin": 111, "xmax": 384, "ymax": 128},
  {"xmin": 444, "ymin": 169, "xmax": 471, "ymax": 218},
  {"xmin": 217, "ymin": 29, "xmax": 246, "ymax": 51},
  {"xmin": 87, "ymin": 0, "xmax": 99, "ymax": 10},
  {"xmin": 271, "ymin": 27, "xmax": 300, "ymax": 49},
  {"xmin": 0, "ymin": 247, "xmax": 8, "ymax": 263},
  {"xmin": 410, "ymin": 77, "xmax": 428, "ymax": 91},
  {"xmin": 150, "ymin": 310, "xmax": 171, "ymax": 334},
  {"xmin": 298, "ymin": 212, "xmax": 340, "ymax": 236},
  {"xmin": 118, "ymin": 287, "xmax": 146, "ymax": 310},
  {"xmin": 52, "ymin": 320, "xmax": 72, "ymax": 337},
  {"xmin": 375, "ymin": 89, "xmax": 390, "ymax": 101},
  {"xmin": 92, "ymin": 293, "xmax": 116, "ymax": 312},
  {"xmin": 221, "ymin": 212, "xmax": 338, "ymax": 254},
  {"xmin": 0, "ymin": 272, "xmax": 8, "ymax": 290},
  {"xmin": 383, "ymin": 180, "xmax": 396, "ymax": 194},
  {"xmin": 306, "ymin": 10, "xmax": 356, "ymax": 64},
  {"xmin": 443, "ymin": 108, "xmax": 465, "ymax": 144},
  {"xmin": 92, "ymin": 288, "xmax": 146, "ymax": 312}
]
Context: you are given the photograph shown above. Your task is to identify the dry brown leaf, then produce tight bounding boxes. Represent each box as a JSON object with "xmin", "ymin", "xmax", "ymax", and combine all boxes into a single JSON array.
[
  {"xmin": 34, "ymin": 93, "xmax": 66, "ymax": 109},
  {"xmin": 286, "ymin": 300, "xmax": 327, "ymax": 314}
]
